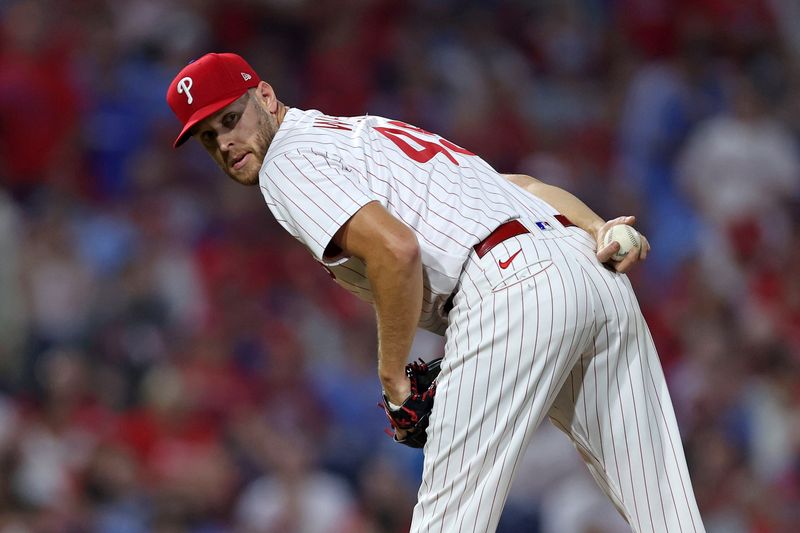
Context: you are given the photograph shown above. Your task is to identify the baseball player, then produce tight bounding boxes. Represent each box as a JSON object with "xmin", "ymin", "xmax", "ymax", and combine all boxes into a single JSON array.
[{"xmin": 166, "ymin": 53, "xmax": 705, "ymax": 532}]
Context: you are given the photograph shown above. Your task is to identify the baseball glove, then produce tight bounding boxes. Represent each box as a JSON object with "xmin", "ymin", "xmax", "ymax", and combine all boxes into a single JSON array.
[{"xmin": 381, "ymin": 357, "xmax": 442, "ymax": 448}]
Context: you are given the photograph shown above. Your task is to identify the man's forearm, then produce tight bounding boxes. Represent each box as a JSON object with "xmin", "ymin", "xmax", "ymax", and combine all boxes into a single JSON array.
[
  {"xmin": 331, "ymin": 201, "xmax": 424, "ymax": 405},
  {"xmin": 504, "ymin": 174, "xmax": 604, "ymax": 238},
  {"xmin": 369, "ymin": 246, "xmax": 423, "ymax": 405}
]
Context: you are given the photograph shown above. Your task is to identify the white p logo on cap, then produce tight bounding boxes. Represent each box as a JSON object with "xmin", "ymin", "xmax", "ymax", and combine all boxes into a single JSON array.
[{"xmin": 177, "ymin": 76, "xmax": 194, "ymax": 104}]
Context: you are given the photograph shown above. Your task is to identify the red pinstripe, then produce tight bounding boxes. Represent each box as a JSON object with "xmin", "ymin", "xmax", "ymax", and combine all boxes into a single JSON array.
[
  {"xmin": 482, "ymin": 261, "xmax": 521, "ymax": 524},
  {"xmin": 615, "ymin": 276, "xmax": 660, "ymax": 530},
  {"xmin": 641, "ymin": 331, "xmax": 701, "ymax": 532},
  {"xmin": 599, "ymin": 272, "xmax": 645, "ymax": 530},
  {"xmin": 590, "ymin": 281, "xmax": 627, "ymax": 513},
  {"xmin": 300, "ymin": 152, "xmax": 364, "ymax": 205},
  {"xmin": 454, "ymin": 267, "xmax": 490, "ymax": 533},
  {"xmin": 285, "ymin": 137, "xmax": 500, "ymax": 236},
  {"xmin": 635, "ymin": 318, "xmax": 684, "ymax": 530},
  {"xmin": 489, "ymin": 246, "xmax": 540, "ymax": 516}
]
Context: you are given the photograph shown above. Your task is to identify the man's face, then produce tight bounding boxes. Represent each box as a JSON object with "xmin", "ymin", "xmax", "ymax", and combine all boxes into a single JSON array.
[{"xmin": 192, "ymin": 91, "xmax": 278, "ymax": 186}]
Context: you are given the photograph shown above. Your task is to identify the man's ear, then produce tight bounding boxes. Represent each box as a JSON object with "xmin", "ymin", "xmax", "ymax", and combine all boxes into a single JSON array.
[{"xmin": 257, "ymin": 81, "xmax": 277, "ymax": 113}]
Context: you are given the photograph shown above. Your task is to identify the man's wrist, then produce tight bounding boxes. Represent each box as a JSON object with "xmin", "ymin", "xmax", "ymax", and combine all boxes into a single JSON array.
[
  {"xmin": 588, "ymin": 219, "xmax": 604, "ymax": 240},
  {"xmin": 381, "ymin": 374, "xmax": 411, "ymax": 406},
  {"xmin": 379, "ymin": 366, "xmax": 407, "ymax": 386},
  {"xmin": 383, "ymin": 395, "xmax": 404, "ymax": 411}
]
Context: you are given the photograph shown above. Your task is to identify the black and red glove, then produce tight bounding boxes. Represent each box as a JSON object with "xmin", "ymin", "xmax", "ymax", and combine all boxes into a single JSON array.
[{"xmin": 381, "ymin": 357, "xmax": 442, "ymax": 448}]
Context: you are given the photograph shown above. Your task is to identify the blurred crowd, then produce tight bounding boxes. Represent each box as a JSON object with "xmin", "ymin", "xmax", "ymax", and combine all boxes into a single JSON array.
[{"xmin": 0, "ymin": 0, "xmax": 799, "ymax": 531}]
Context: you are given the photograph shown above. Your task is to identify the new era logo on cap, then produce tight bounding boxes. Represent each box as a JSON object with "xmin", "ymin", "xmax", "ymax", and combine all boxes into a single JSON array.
[{"xmin": 166, "ymin": 53, "xmax": 261, "ymax": 147}]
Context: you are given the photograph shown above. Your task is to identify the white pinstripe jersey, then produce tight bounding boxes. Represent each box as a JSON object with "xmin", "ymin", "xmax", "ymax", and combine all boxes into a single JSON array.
[{"xmin": 259, "ymin": 108, "xmax": 566, "ymax": 334}]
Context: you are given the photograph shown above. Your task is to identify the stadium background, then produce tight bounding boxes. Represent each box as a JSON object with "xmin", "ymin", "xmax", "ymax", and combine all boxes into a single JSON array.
[{"xmin": 0, "ymin": 0, "xmax": 799, "ymax": 531}]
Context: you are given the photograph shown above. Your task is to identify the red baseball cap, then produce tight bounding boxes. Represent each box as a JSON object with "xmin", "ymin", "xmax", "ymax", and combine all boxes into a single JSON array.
[{"xmin": 166, "ymin": 53, "xmax": 261, "ymax": 147}]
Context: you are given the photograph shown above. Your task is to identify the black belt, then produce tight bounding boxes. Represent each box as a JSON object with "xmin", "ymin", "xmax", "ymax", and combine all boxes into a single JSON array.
[{"xmin": 473, "ymin": 215, "xmax": 576, "ymax": 258}]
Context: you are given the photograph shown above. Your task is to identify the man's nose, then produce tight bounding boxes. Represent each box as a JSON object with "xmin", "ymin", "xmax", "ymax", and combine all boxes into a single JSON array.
[{"xmin": 217, "ymin": 132, "xmax": 235, "ymax": 152}]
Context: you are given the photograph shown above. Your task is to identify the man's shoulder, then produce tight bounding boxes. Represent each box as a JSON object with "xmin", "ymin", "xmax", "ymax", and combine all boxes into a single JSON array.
[
  {"xmin": 279, "ymin": 108, "xmax": 376, "ymax": 135},
  {"xmin": 265, "ymin": 109, "xmax": 376, "ymax": 163},
  {"xmin": 263, "ymin": 108, "xmax": 320, "ymax": 162}
]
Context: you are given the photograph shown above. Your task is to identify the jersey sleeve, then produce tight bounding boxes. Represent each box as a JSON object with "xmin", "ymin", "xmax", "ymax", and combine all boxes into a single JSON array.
[{"xmin": 259, "ymin": 148, "xmax": 375, "ymax": 262}]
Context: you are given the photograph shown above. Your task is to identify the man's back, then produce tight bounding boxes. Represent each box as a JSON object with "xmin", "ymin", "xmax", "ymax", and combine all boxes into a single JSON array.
[{"xmin": 259, "ymin": 108, "xmax": 572, "ymax": 332}]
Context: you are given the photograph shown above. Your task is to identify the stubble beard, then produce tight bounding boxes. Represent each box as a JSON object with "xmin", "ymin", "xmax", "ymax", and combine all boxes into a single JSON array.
[{"xmin": 225, "ymin": 104, "xmax": 278, "ymax": 187}]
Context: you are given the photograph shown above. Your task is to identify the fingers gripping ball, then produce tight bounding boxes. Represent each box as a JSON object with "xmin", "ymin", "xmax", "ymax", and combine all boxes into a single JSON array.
[
  {"xmin": 381, "ymin": 357, "xmax": 442, "ymax": 448},
  {"xmin": 603, "ymin": 224, "xmax": 641, "ymax": 261}
]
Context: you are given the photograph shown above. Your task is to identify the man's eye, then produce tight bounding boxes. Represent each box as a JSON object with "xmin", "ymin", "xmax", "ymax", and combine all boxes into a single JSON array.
[
  {"xmin": 223, "ymin": 113, "xmax": 238, "ymax": 127},
  {"xmin": 200, "ymin": 131, "xmax": 216, "ymax": 145}
]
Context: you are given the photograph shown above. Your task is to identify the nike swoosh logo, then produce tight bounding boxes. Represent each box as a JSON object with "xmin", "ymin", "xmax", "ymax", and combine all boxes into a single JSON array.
[{"xmin": 499, "ymin": 249, "xmax": 522, "ymax": 269}]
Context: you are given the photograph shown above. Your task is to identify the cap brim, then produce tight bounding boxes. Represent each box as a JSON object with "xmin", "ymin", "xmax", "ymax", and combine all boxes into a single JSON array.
[{"xmin": 172, "ymin": 93, "xmax": 244, "ymax": 148}]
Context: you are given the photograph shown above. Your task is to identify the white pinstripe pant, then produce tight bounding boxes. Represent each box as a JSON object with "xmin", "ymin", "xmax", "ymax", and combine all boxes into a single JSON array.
[{"xmin": 411, "ymin": 226, "xmax": 705, "ymax": 533}]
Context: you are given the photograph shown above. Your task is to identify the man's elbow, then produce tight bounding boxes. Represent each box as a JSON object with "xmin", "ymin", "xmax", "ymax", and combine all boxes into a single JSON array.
[
  {"xmin": 374, "ymin": 224, "xmax": 420, "ymax": 269},
  {"xmin": 388, "ymin": 229, "xmax": 421, "ymax": 266}
]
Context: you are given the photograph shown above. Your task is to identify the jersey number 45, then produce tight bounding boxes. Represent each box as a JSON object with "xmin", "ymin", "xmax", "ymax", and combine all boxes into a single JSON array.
[{"xmin": 374, "ymin": 120, "xmax": 475, "ymax": 166}]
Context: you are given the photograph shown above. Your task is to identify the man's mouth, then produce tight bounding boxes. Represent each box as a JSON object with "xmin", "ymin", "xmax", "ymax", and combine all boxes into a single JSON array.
[{"xmin": 231, "ymin": 152, "xmax": 250, "ymax": 171}]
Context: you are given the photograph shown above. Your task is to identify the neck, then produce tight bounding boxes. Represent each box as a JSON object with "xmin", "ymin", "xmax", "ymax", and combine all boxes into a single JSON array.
[{"xmin": 276, "ymin": 102, "xmax": 289, "ymax": 126}]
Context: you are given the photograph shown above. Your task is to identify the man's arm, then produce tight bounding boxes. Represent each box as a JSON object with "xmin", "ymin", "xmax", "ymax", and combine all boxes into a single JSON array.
[
  {"xmin": 504, "ymin": 174, "xmax": 605, "ymax": 237},
  {"xmin": 332, "ymin": 201, "xmax": 422, "ymax": 406},
  {"xmin": 503, "ymin": 174, "xmax": 650, "ymax": 272}
]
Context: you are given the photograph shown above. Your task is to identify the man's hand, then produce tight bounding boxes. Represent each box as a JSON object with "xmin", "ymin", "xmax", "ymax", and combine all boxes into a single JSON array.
[
  {"xmin": 381, "ymin": 358, "xmax": 442, "ymax": 448},
  {"xmin": 595, "ymin": 216, "xmax": 651, "ymax": 273}
]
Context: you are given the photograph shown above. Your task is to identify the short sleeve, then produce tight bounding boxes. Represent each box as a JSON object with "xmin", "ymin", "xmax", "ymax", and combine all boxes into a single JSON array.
[{"xmin": 259, "ymin": 148, "xmax": 374, "ymax": 262}]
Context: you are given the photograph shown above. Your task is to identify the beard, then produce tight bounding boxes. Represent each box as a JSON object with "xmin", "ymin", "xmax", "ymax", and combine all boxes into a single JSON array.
[{"xmin": 221, "ymin": 102, "xmax": 279, "ymax": 186}]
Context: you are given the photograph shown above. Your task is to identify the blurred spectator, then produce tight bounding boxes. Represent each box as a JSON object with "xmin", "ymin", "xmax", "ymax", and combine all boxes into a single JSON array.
[
  {"xmin": 235, "ymin": 423, "xmax": 362, "ymax": 533},
  {"xmin": 20, "ymin": 201, "xmax": 95, "ymax": 352},
  {"xmin": 0, "ymin": 191, "xmax": 26, "ymax": 381},
  {"xmin": 0, "ymin": 0, "xmax": 80, "ymax": 199},
  {"xmin": 85, "ymin": 443, "xmax": 149, "ymax": 533},
  {"xmin": 677, "ymin": 70, "xmax": 800, "ymax": 299},
  {"xmin": 355, "ymin": 455, "xmax": 416, "ymax": 533},
  {"xmin": 10, "ymin": 348, "xmax": 108, "ymax": 529}
]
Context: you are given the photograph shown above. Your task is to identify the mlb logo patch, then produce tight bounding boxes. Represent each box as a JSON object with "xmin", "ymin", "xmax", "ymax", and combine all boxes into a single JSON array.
[{"xmin": 535, "ymin": 221, "xmax": 553, "ymax": 230}]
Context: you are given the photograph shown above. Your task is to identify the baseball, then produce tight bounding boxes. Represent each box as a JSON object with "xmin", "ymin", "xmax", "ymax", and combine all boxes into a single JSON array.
[{"xmin": 603, "ymin": 224, "xmax": 641, "ymax": 261}]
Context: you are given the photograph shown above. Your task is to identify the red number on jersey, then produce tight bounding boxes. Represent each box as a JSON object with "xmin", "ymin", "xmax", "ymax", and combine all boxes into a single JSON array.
[{"xmin": 374, "ymin": 120, "xmax": 474, "ymax": 166}]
